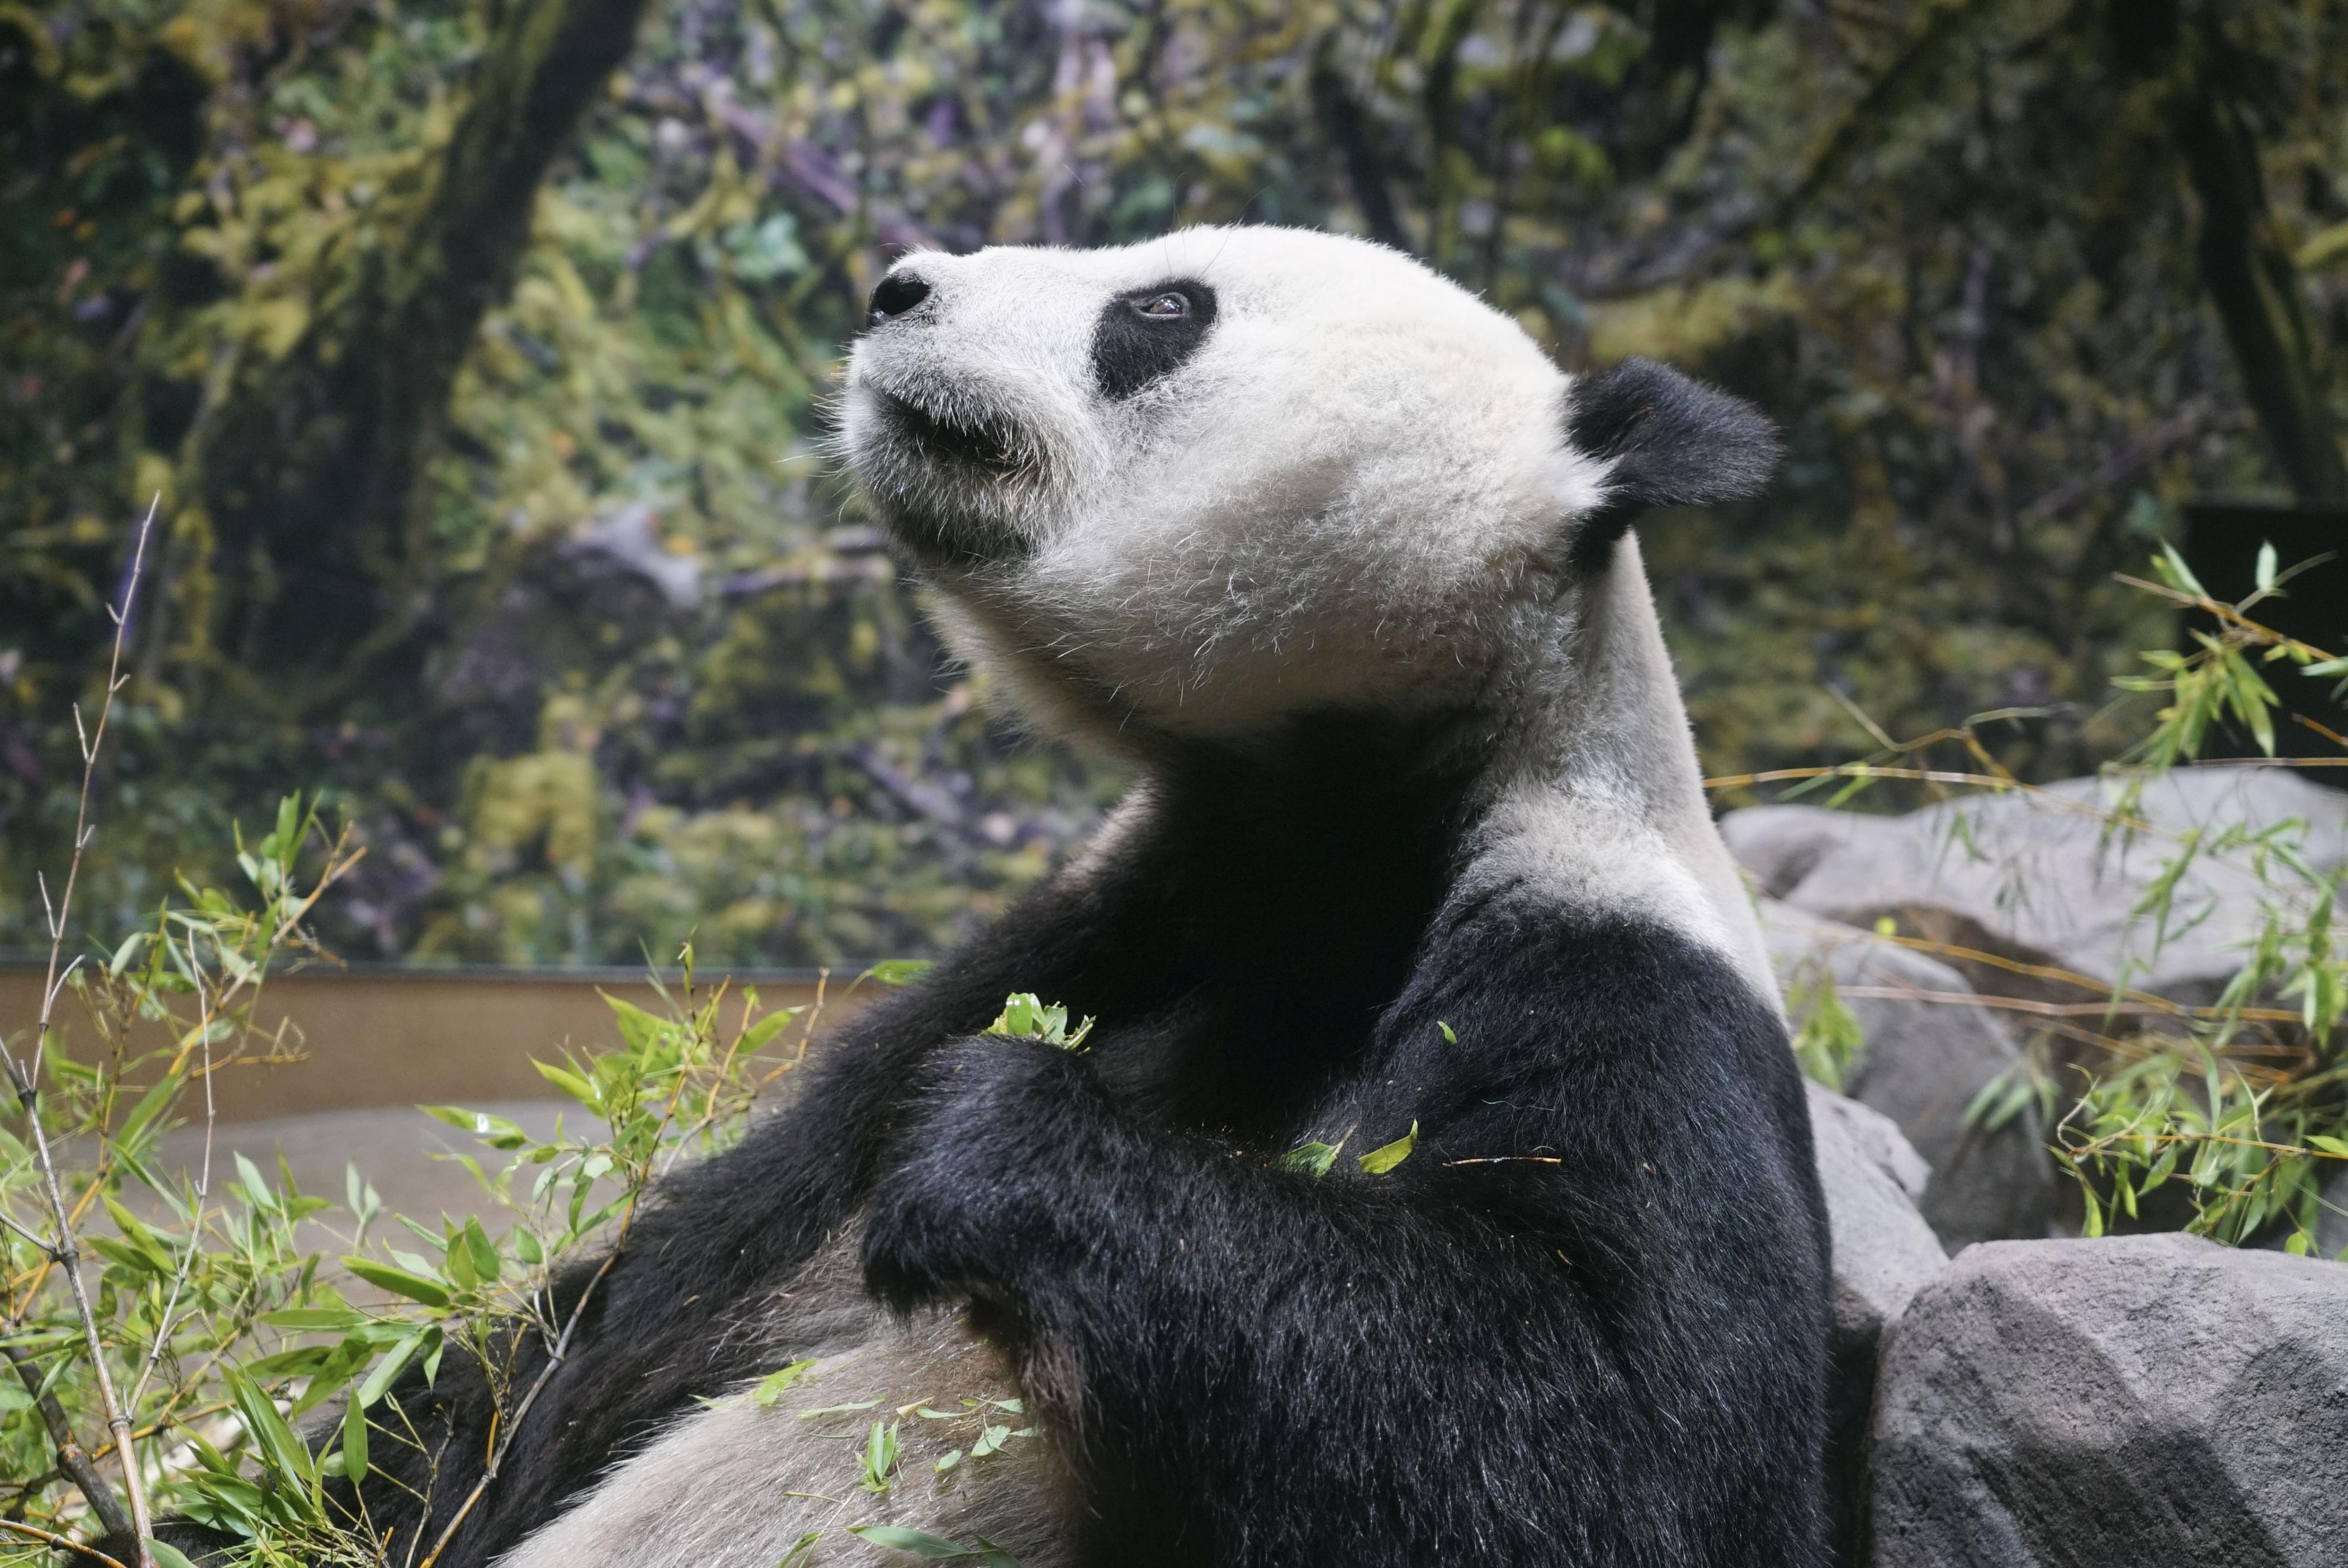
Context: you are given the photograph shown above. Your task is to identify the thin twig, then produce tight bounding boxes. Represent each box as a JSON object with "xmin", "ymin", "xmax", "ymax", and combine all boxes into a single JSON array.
[
  {"xmin": 2112, "ymin": 573, "xmax": 2341, "ymax": 666},
  {"xmin": 2068, "ymin": 1130, "xmax": 2339, "ymax": 1161},
  {"xmin": 0, "ymin": 1341, "xmax": 137, "ymax": 1541},
  {"xmin": 0, "ymin": 1206, "xmax": 60, "ymax": 1256},
  {"xmin": 86, "ymin": 1402, "xmax": 231, "ymax": 1467},
  {"xmin": 0, "ymin": 1517, "xmax": 131, "ymax": 1568},
  {"xmin": 410, "ymin": 1244, "xmax": 627, "ymax": 1568},
  {"xmin": 2183, "ymin": 755, "xmax": 2348, "ymax": 769},
  {"xmin": 414, "ymin": 979, "xmax": 707, "ymax": 1568},
  {"xmin": 1705, "ymin": 763, "xmax": 2039, "ymax": 793},
  {"xmin": 1444, "ymin": 1156, "xmax": 1564, "ymax": 1167},
  {"xmin": 127, "ymin": 931, "xmax": 218, "ymax": 1417},
  {"xmin": 0, "ymin": 495, "xmax": 159, "ymax": 1565},
  {"xmin": 1854, "ymin": 928, "xmax": 2258, "ymax": 1021},
  {"xmin": 1831, "ymin": 984, "xmax": 2308, "ymax": 1027}
]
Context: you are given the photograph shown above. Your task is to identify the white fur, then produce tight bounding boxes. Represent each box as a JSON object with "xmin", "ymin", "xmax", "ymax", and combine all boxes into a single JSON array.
[
  {"xmin": 494, "ymin": 1234, "xmax": 1073, "ymax": 1568},
  {"xmin": 846, "ymin": 225, "xmax": 1771, "ymax": 999},
  {"xmin": 1465, "ymin": 538, "xmax": 1779, "ymax": 1006}
]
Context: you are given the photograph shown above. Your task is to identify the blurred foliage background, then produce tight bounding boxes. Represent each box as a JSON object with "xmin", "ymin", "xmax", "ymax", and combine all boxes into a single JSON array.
[{"xmin": 7, "ymin": 0, "xmax": 2348, "ymax": 967}]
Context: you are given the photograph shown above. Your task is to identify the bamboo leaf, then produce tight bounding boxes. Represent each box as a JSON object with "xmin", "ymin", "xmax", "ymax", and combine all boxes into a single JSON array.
[
  {"xmin": 740, "ymin": 1007, "xmax": 806, "ymax": 1053},
  {"xmin": 533, "ymin": 1059, "xmax": 601, "ymax": 1108},
  {"xmin": 1357, "ymin": 1121, "xmax": 1418, "ymax": 1175},
  {"xmin": 1276, "ymin": 1138, "xmax": 1344, "ymax": 1177},
  {"xmin": 2156, "ymin": 541, "xmax": 2207, "ymax": 598},
  {"xmin": 454, "ymin": 1217, "xmax": 496, "ymax": 1282},
  {"xmin": 342, "ymin": 1258, "xmax": 451, "ymax": 1308},
  {"xmin": 356, "ymin": 1329, "xmax": 424, "ymax": 1407},
  {"xmin": 848, "ymin": 1524, "xmax": 1020, "ymax": 1564},
  {"xmin": 752, "ymin": 1357, "xmax": 818, "ymax": 1407},
  {"xmin": 341, "ymin": 1391, "xmax": 370, "ymax": 1483},
  {"xmin": 224, "ymin": 1366, "xmax": 317, "ymax": 1495}
]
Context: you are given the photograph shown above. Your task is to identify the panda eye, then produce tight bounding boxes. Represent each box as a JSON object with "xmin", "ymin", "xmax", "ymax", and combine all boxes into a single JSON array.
[{"xmin": 1094, "ymin": 278, "xmax": 1216, "ymax": 399}]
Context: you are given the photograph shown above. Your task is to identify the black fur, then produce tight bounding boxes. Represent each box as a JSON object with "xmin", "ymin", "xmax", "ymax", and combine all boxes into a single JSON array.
[
  {"xmin": 198, "ymin": 711, "xmax": 1830, "ymax": 1568},
  {"xmin": 1090, "ymin": 280, "xmax": 1219, "ymax": 400},
  {"xmin": 1565, "ymin": 358, "xmax": 1781, "ymax": 570}
]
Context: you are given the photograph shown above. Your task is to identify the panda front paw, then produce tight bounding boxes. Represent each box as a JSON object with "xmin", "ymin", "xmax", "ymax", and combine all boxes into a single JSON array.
[{"xmin": 860, "ymin": 1033, "xmax": 1089, "ymax": 1312}]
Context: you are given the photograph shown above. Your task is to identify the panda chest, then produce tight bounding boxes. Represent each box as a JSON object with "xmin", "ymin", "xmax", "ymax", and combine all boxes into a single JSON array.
[{"xmin": 1069, "ymin": 965, "xmax": 1399, "ymax": 1144}]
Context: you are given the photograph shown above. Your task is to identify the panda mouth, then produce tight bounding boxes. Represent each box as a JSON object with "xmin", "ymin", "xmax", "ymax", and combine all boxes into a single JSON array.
[{"xmin": 875, "ymin": 389, "xmax": 1029, "ymax": 480}]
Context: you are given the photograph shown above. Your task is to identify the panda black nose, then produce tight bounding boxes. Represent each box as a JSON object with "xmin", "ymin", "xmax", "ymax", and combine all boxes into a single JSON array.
[{"xmin": 867, "ymin": 272, "xmax": 931, "ymax": 327}]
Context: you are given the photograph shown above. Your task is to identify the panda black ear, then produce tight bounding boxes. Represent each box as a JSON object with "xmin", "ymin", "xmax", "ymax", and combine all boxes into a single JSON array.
[{"xmin": 1563, "ymin": 357, "xmax": 1781, "ymax": 571}]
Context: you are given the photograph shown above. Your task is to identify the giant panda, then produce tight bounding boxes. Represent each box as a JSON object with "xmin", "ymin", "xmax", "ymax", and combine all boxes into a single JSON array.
[{"xmin": 181, "ymin": 227, "xmax": 1833, "ymax": 1567}]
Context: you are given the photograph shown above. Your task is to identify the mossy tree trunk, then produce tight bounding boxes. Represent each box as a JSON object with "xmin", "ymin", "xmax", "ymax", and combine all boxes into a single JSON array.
[
  {"xmin": 2112, "ymin": 0, "xmax": 2347, "ymax": 506},
  {"xmin": 139, "ymin": 0, "xmax": 654, "ymax": 715}
]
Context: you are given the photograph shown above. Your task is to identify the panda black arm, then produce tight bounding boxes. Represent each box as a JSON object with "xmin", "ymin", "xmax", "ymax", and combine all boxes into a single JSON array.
[
  {"xmin": 307, "ymin": 848, "xmax": 1147, "ymax": 1567},
  {"xmin": 611, "ymin": 853, "xmax": 1133, "ymax": 1305},
  {"xmin": 862, "ymin": 899, "xmax": 1831, "ymax": 1568}
]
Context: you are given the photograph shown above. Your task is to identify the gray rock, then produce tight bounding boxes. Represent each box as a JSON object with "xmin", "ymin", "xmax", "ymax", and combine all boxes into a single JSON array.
[
  {"xmin": 1815, "ymin": 1075, "xmax": 1935, "ymax": 1206},
  {"xmin": 1870, "ymin": 1234, "xmax": 2348, "ymax": 1568},
  {"xmin": 1768, "ymin": 902, "xmax": 2054, "ymax": 1251},
  {"xmin": 1729, "ymin": 802, "xmax": 1878, "ymax": 902},
  {"xmin": 1810, "ymin": 1082, "xmax": 1947, "ymax": 1566},
  {"xmin": 1724, "ymin": 769, "xmax": 2348, "ymax": 1008}
]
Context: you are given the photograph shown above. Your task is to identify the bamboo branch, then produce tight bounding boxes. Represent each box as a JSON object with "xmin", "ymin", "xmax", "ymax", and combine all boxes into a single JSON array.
[
  {"xmin": 410, "ymin": 1244, "xmax": 626, "ymax": 1568},
  {"xmin": 0, "ymin": 1518, "xmax": 130, "ymax": 1568},
  {"xmin": 0, "ymin": 1341, "xmax": 136, "ymax": 1542},
  {"xmin": 1831, "ymin": 984, "xmax": 2308, "ymax": 1027},
  {"xmin": 127, "ymin": 932, "xmax": 219, "ymax": 1417},
  {"xmin": 0, "ymin": 1206, "xmax": 59, "ymax": 1256},
  {"xmin": 2110, "ymin": 573, "xmax": 2341, "ymax": 665},
  {"xmin": 413, "ymin": 977, "xmax": 714, "ymax": 1568},
  {"xmin": 0, "ymin": 496, "xmax": 159, "ymax": 1567}
]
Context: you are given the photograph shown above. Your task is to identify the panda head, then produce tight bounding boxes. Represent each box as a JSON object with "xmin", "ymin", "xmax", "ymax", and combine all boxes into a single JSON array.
[{"xmin": 842, "ymin": 226, "xmax": 1775, "ymax": 750}]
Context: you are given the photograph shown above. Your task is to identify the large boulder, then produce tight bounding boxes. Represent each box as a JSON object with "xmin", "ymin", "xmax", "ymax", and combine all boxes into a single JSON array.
[
  {"xmin": 1724, "ymin": 769, "xmax": 2348, "ymax": 1008},
  {"xmin": 1810, "ymin": 1082, "xmax": 1947, "ymax": 1566},
  {"xmin": 1870, "ymin": 1233, "xmax": 2348, "ymax": 1567},
  {"xmin": 1768, "ymin": 902, "xmax": 2054, "ymax": 1250}
]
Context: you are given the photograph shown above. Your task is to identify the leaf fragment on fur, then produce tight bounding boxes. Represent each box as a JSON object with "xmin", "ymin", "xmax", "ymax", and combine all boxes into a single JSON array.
[
  {"xmin": 1358, "ymin": 1121, "xmax": 1418, "ymax": 1174},
  {"xmin": 847, "ymin": 1524, "xmax": 1023, "ymax": 1565},
  {"xmin": 985, "ymin": 993, "xmax": 1094, "ymax": 1051},
  {"xmin": 753, "ymin": 1357, "xmax": 820, "ymax": 1406},
  {"xmin": 798, "ymin": 1398, "xmax": 880, "ymax": 1420},
  {"xmin": 1277, "ymin": 1136, "xmax": 1346, "ymax": 1177}
]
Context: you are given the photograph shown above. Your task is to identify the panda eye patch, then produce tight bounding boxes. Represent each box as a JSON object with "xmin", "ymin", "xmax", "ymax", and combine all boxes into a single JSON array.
[{"xmin": 1092, "ymin": 279, "xmax": 1218, "ymax": 400}]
